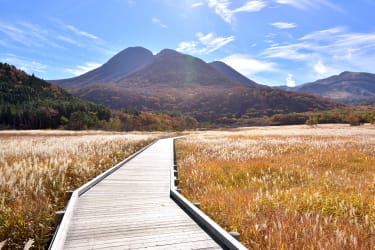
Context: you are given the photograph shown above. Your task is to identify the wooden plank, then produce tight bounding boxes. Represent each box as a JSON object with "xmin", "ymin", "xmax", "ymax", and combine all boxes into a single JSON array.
[{"xmin": 57, "ymin": 139, "xmax": 223, "ymax": 250}]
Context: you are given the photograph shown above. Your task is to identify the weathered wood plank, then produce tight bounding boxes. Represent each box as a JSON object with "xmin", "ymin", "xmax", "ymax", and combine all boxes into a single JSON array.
[{"xmin": 59, "ymin": 139, "xmax": 223, "ymax": 250}]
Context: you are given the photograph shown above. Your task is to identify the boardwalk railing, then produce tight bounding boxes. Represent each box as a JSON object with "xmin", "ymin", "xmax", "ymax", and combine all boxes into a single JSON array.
[
  {"xmin": 49, "ymin": 142, "xmax": 155, "ymax": 250},
  {"xmin": 49, "ymin": 138, "xmax": 247, "ymax": 250},
  {"xmin": 170, "ymin": 139, "xmax": 247, "ymax": 250}
]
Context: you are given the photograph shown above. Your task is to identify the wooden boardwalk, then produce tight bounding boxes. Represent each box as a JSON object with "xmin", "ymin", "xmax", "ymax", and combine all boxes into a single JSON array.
[
  {"xmin": 50, "ymin": 138, "xmax": 247, "ymax": 250},
  {"xmin": 52, "ymin": 138, "xmax": 223, "ymax": 249}
]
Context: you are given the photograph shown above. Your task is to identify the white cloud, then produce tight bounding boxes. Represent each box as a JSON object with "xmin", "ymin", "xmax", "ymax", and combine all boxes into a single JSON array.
[
  {"xmin": 64, "ymin": 24, "xmax": 98, "ymax": 40},
  {"xmin": 151, "ymin": 17, "xmax": 168, "ymax": 29},
  {"xmin": 233, "ymin": 1, "xmax": 267, "ymax": 12},
  {"xmin": 65, "ymin": 62, "xmax": 101, "ymax": 76},
  {"xmin": 0, "ymin": 21, "xmax": 60, "ymax": 48},
  {"xmin": 57, "ymin": 35, "xmax": 82, "ymax": 46},
  {"xmin": 299, "ymin": 27, "xmax": 344, "ymax": 41},
  {"xmin": 192, "ymin": 2, "xmax": 204, "ymax": 7},
  {"xmin": 220, "ymin": 54, "xmax": 276, "ymax": 76},
  {"xmin": 207, "ymin": 0, "xmax": 267, "ymax": 23},
  {"xmin": 271, "ymin": 22, "xmax": 296, "ymax": 29},
  {"xmin": 275, "ymin": 0, "xmax": 314, "ymax": 9},
  {"xmin": 313, "ymin": 60, "xmax": 327, "ymax": 75},
  {"xmin": 177, "ymin": 32, "xmax": 234, "ymax": 54},
  {"xmin": 262, "ymin": 26, "xmax": 375, "ymax": 79},
  {"xmin": 262, "ymin": 43, "xmax": 307, "ymax": 60},
  {"xmin": 275, "ymin": 0, "xmax": 343, "ymax": 12},
  {"xmin": 285, "ymin": 73, "xmax": 296, "ymax": 87},
  {"xmin": 263, "ymin": 27, "xmax": 375, "ymax": 62},
  {"xmin": 176, "ymin": 41, "xmax": 197, "ymax": 52},
  {"xmin": 2, "ymin": 54, "xmax": 47, "ymax": 74}
]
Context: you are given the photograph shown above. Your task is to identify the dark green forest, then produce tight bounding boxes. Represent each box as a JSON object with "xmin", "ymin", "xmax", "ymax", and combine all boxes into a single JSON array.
[
  {"xmin": 0, "ymin": 62, "xmax": 110, "ymax": 129},
  {"xmin": 0, "ymin": 63, "xmax": 199, "ymax": 131}
]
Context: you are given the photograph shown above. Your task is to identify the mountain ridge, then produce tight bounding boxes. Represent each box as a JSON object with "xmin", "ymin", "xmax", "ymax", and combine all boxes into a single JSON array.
[
  {"xmin": 276, "ymin": 71, "xmax": 375, "ymax": 105},
  {"xmin": 209, "ymin": 61, "xmax": 261, "ymax": 87},
  {"xmin": 51, "ymin": 46, "xmax": 154, "ymax": 89},
  {"xmin": 52, "ymin": 47, "xmax": 343, "ymax": 124}
]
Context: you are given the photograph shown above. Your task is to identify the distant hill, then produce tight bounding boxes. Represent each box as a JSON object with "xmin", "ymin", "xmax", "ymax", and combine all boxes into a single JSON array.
[
  {"xmin": 277, "ymin": 71, "xmax": 375, "ymax": 105},
  {"xmin": 53, "ymin": 47, "xmax": 342, "ymax": 124},
  {"xmin": 209, "ymin": 61, "xmax": 261, "ymax": 87},
  {"xmin": 0, "ymin": 62, "xmax": 110, "ymax": 129}
]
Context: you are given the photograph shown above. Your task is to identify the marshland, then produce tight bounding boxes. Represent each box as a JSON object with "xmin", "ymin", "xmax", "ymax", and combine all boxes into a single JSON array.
[{"xmin": 1, "ymin": 124, "xmax": 375, "ymax": 249}]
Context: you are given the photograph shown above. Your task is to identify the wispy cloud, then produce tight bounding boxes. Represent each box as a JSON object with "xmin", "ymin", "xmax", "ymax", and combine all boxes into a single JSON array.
[
  {"xmin": 177, "ymin": 32, "xmax": 234, "ymax": 54},
  {"xmin": 192, "ymin": 2, "xmax": 204, "ymax": 8},
  {"xmin": 207, "ymin": 0, "xmax": 267, "ymax": 23},
  {"xmin": 1, "ymin": 54, "xmax": 47, "ymax": 74},
  {"xmin": 57, "ymin": 35, "xmax": 82, "ymax": 46},
  {"xmin": 65, "ymin": 62, "xmax": 101, "ymax": 76},
  {"xmin": 220, "ymin": 54, "xmax": 276, "ymax": 75},
  {"xmin": 262, "ymin": 26, "xmax": 375, "ymax": 77},
  {"xmin": 275, "ymin": 0, "xmax": 343, "ymax": 12},
  {"xmin": 271, "ymin": 22, "xmax": 296, "ymax": 29},
  {"xmin": 152, "ymin": 17, "xmax": 168, "ymax": 29},
  {"xmin": 63, "ymin": 24, "xmax": 98, "ymax": 40},
  {"xmin": 0, "ymin": 21, "xmax": 60, "ymax": 48}
]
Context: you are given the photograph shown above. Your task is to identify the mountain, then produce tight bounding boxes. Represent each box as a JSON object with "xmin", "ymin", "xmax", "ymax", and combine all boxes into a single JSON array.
[
  {"xmin": 53, "ymin": 48, "xmax": 342, "ymax": 124},
  {"xmin": 0, "ymin": 62, "xmax": 110, "ymax": 129},
  {"xmin": 209, "ymin": 61, "xmax": 260, "ymax": 87},
  {"xmin": 115, "ymin": 49, "xmax": 241, "ymax": 87},
  {"xmin": 278, "ymin": 71, "xmax": 375, "ymax": 105},
  {"xmin": 52, "ymin": 46, "xmax": 154, "ymax": 89}
]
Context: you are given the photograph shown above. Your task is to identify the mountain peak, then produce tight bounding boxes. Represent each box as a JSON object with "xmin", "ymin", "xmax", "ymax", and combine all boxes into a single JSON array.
[
  {"xmin": 108, "ymin": 46, "xmax": 153, "ymax": 64},
  {"xmin": 157, "ymin": 48, "xmax": 179, "ymax": 56},
  {"xmin": 123, "ymin": 48, "xmax": 240, "ymax": 87},
  {"xmin": 52, "ymin": 46, "xmax": 154, "ymax": 88}
]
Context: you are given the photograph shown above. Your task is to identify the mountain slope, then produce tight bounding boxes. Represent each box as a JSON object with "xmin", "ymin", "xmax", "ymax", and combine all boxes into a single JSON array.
[
  {"xmin": 54, "ymin": 48, "xmax": 343, "ymax": 124},
  {"xmin": 118, "ymin": 49, "xmax": 239, "ymax": 87},
  {"xmin": 281, "ymin": 71, "xmax": 375, "ymax": 105},
  {"xmin": 209, "ymin": 61, "xmax": 260, "ymax": 87},
  {"xmin": 0, "ymin": 62, "xmax": 110, "ymax": 129},
  {"xmin": 52, "ymin": 47, "xmax": 154, "ymax": 89}
]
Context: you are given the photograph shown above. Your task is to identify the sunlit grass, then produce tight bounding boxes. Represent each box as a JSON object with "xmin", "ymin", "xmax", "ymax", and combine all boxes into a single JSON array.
[
  {"xmin": 176, "ymin": 124, "xmax": 375, "ymax": 249},
  {"xmin": 0, "ymin": 130, "xmax": 166, "ymax": 249}
]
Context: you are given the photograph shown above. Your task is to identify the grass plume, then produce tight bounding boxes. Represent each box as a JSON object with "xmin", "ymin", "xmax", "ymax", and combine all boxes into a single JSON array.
[
  {"xmin": 0, "ymin": 130, "xmax": 165, "ymax": 249},
  {"xmin": 176, "ymin": 124, "xmax": 375, "ymax": 249}
]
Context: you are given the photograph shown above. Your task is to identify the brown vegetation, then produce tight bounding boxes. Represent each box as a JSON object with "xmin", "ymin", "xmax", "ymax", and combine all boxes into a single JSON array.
[
  {"xmin": 0, "ymin": 131, "xmax": 165, "ymax": 249},
  {"xmin": 176, "ymin": 124, "xmax": 375, "ymax": 249}
]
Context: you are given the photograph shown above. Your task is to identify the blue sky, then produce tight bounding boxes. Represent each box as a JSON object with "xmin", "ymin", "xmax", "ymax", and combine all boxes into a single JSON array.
[{"xmin": 0, "ymin": 0, "xmax": 374, "ymax": 86}]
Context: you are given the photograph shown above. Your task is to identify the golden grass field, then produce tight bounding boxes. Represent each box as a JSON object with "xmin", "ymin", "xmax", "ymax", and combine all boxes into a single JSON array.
[
  {"xmin": 1, "ymin": 124, "xmax": 374, "ymax": 249},
  {"xmin": 0, "ymin": 130, "xmax": 166, "ymax": 249},
  {"xmin": 176, "ymin": 124, "xmax": 375, "ymax": 249}
]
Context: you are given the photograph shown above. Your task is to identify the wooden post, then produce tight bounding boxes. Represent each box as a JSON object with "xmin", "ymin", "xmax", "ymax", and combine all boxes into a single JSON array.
[
  {"xmin": 174, "ymin": 170, "xmax": 178, "ymax": 178},
  {"xmin": 229, "ymin": 231, "xmax": 241, "ymax": 241},
  {"xmin": 174, "ymin": 178, "xmax": 179, "ymax": 186},
  {"xmin": 193, "ymin": 202, "xmax": 200, "ymax": 209},
  {"xmin": 65, "ymin": 191, "xmax": 73, "ymax": 205},
  {"xmin": 55, "ymin": 211, "xmax": 65, "ymax": 225}
]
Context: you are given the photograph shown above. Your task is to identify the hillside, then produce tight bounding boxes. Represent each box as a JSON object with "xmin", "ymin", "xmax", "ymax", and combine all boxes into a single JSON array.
[
  {"xmin": 0, "ymin": 62, "xmax": 110, "ymax": 129},
  {"xmin": 54, "ymin": 48, "xmax": 343, "ymax": 125},
  {"xmin": 209, "ymin": 61, "xmax": 261, "ymax": 87},
  {"xmin": 51, "ymin": 47, "xmax": 154, "ymax": 89},
  {"xmin": 278, "ymin": 71, "xmax": 375, "ymax": 105}
]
